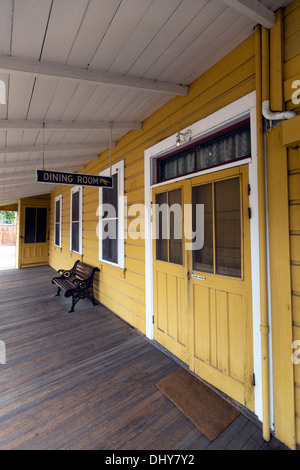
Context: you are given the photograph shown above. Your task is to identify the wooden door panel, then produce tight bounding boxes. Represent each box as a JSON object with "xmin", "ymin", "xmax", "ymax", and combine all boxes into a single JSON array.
[
  {"xmin": 152, "ymin": 165, "xmax": 254, "ymax": 409},
  {"xmin": 21, "ymin": 205, "xmax": 49, "ymax": 267}
]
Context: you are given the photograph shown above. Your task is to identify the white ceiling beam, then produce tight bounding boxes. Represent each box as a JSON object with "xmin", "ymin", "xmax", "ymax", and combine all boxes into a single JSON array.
[
  {"xmin": 0, "ymin": 171, "xmax": 36, "ymax": 180},
  {"xmin": 220, "ymin": 0, "xmax": 275, "ymax": 28},
  {"xmin": 0, "ymin": 164, "xmax": 83, "ymax": 179},
  {"xmin": 0, "ymin": 120, "xmax": 142, "ymax": 130},
  {"xmin": 0, "ymin": 141, "xmax": 114, "ymax": 154},
  {"xmin": 0, "ymin": 187, "xmax": 53, "ymax": 200},
  {"xmin": 0, "ymin": 188, "xmax": 53, "ymax": 202},
  {"xmin": 0, "ymin": 178, "xmax": 55, "ymax": 188},
  {"xmin": 0, "ymin": 54, "xmax": 188, "ymax": 96},
  {"xmin": 0, "ymin": 155, "xmax": 97, "ymax": 169}
]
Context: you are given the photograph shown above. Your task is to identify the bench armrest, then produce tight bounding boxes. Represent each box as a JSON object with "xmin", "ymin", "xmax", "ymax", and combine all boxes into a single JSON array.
[{"xmin": 57, "ymin": 260, "xmax": 80, "ymax": 279}]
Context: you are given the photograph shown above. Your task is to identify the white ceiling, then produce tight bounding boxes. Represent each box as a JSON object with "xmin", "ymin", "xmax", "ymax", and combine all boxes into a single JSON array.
[{"xmin": 0, "ymin": 0, "xmax": 292, "ymax": 205}]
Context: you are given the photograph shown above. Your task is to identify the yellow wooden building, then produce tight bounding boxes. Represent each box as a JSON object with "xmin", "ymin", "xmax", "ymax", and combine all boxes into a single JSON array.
[{"xmin": 0, "ymin": 0, "xmax": 299, "ymax": 450}]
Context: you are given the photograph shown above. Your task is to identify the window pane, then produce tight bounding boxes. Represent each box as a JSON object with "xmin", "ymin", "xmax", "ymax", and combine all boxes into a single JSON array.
[
  {"xmin": 101, "ymin": 173, "xmax": 118, "ymax": 264},
  {"xmin": 103, "ymin": 173, "xmax": 118, "ymax": 217},
  {"xmin": 196, "ymin": 124, "xmax": 251, "ymax": 171},
  {"xmin": 155, "ymin": 192, "xmax": 168, "ymax": 262},
  {"xmin": 36, "ymin": 208, "xmax": 47, "ymax": 243},
  {"xmin": 55, "ymin": 224, "xmax": 60, "ymax": 247},
  {"xmin": 168, "ymin": 189, "xmax": 183, "ymax": 265},
  {"xmin": 102, "ymin": 224, "xmax": 118, "ymax": 264},
  {"xmin": 72, "ymin": 222, "xmax": 79, "ymax": 252},
  {"xmin": 159, "ymin": 148, "xmax": 194, "ymax": 182},
  {"xmin": 72, "ymin": 191, "xmax": 79, "ymax": 222},
  {"xmin": 192, "ymin": 184, "xmax": 213, "ymax": 272},
  {"xmin": 215, "ymin": 178, "xmax": 241, "ymax": 277},
  {"xmin": 25, "ymin": 208, "xmax": 36, "ymax": 243},
  {"xmin": 55, "ymin": 200, "xmax": 60, "ymax": 223}
]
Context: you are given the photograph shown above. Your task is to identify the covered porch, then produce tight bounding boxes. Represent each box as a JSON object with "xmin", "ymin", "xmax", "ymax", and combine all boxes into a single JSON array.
[{"xmin": 0, "ymin": 265, "xmax": 287, "ymax": 451}]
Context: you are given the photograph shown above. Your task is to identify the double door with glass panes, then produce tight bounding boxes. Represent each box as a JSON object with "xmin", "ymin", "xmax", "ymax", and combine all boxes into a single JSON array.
[{"xmin": 152, "ymin": 165, "xmax": 254, "ymax": 410}]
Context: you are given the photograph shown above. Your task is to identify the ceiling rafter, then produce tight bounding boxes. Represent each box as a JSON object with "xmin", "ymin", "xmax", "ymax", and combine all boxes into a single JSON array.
[
  {"xmin": 0, "ymin": 178, "xmax": 55, "ymax": 188},
  {"xmin": 220, "ymin": 0, "xmax": 275, "ymax": 28},
  {"xmin": 0, "ymin": 155, "xmax": 97, "ymax": 169},
  {"xmin": 0, "ymin": 141, "xmax": 115, "ymax": 154},
  {"xmin": 0, "ymin": 54, "xmax": 188, "ymax": 96},
  {"xmin": 0, "ymin": 120, "xmax": 142, "ymax": 130}
]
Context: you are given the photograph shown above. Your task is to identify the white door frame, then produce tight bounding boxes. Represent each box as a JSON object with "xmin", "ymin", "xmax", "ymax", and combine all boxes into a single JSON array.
[{"xmin": 144, "ymin": 91, "xmax": 270, "ymax": 423}]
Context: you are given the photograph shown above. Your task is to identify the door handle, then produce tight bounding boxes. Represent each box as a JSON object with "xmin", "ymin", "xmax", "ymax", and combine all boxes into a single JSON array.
[{"xmin": 187, "ymin": 271, "xmax": 191, "ymax": 280}]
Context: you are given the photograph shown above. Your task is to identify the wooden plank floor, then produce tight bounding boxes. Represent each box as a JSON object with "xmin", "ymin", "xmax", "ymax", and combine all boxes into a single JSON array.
[{"xmin": 0, "ymin": 266, "xmax": 289, "ymax": 451}]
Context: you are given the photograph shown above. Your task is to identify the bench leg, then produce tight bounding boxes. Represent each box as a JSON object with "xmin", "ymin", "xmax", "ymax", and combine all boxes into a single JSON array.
[
  {"xmin": 69, "ymin": 294, "xmax": 79, "ymax": 313},
  {"xmin": 55, "ymin": 287, "xmax": 61, "ymax": 297}
]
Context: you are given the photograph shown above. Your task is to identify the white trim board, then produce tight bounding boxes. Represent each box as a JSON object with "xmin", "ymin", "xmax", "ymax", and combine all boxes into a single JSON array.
[
  {"xmin": 54, "ymin": 194, "xmax": 62, "ymax": 248},
  {"xmin": 144, "ymin": 91, "xmax": 267, "ymax": 423}
]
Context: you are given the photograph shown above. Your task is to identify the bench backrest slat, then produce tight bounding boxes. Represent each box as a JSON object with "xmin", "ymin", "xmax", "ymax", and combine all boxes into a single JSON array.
[{"xmin": 73, "ymin": 261, "xmax": 95, "ymax": 281}]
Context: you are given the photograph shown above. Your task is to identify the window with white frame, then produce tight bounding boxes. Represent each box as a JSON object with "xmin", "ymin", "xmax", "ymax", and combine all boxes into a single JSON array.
[
  {"xmin": 70, "ymin": 186, "xmax": 82, "ymax": 254},
  {"xmin": 54, "ymin": 194, "xmax": 62, "ymax": 248},
  {"xmin": 98, "ymin": 160, "xmax": 124, "ymax": 268}
]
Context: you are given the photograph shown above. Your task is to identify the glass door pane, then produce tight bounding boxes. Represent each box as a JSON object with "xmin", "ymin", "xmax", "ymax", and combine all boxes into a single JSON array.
[
  {"xmin": 215, "ymin": 178, "xmax": 241, "ymax": 277},
  {"xmin": 36, "ymin": 208, "xmax": 47, "ymax": 243},
  {"xmin": 155, "ymin": 188, "xmax": 183, "ymax": 265},
  {"xmin": 24, "ymin": 208, "xmax": 36, "ymax": 243},
  {"xmin": 155, "ymin": 192, "xmax": 168, "ymax": 262},
  {"xmin": 169, "ymin": 189, "xmax": 182, "ymax": 265},
  {"xmin": 192, "ymin": 183, "xmax": 213, "ymax": 273}
]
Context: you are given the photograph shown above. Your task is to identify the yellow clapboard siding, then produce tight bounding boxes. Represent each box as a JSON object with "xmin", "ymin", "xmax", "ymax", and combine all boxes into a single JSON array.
[
  {"xmin": 284, "ymin": 4, "xmax": 300, "ymax": 38},
  {"xmin": 284, "ymin": 29, "xmax": 300, "ymax": 63},
  {"xmin": 285, "ymin": 55, "xmax": 300, "ymax": 84},
  {"xmin": 288, "ymin": 147, "xmax": 300, "ymax": 171},
  {"xmin": 296, "ymin": 386, "xmax": 300, "ymax": 414},
  {"xmin": 291, "ymin": 265, "xmax": 300, "ymax": 293},
  {"xmin": 290, "ymin": 205, "xmax": 300, "ymax": 231},
  {"xmin": 289, "ymin": 173, "xmax": 300, "ymax": 200},
  {"xmin": 125, "ymin": 158, "xmax": 144, "ymax": 179},
  {"xmin": 125, "ymin": 257, "xmax": 145, "ymax": 276},
  {"xmin": 293, "ymin": 295, "xmax": 300, "ymax": 325},
  {"xmin": 100, "ymin": 271, "xmax": 145, "ymax": 305},
  {"xmin": 125, "ymin": 243, "xmax": 145, "ymax": 261},
  {"xmin": 297, "ymin": 416, "xmax": 300, "ymax": 446},
  {"xmin": 100, "ymin": 264, "xmax": 145, "ymax": 291},
  {"xmin": 83, "ymin": 211, "xmax": 99, "ymax": 222},
  {"xmin": 284, "ymin": 0, "xmax": 300, "ymax": 16},
  {"xmin": 99, "ymin": 279, "xmax": 145, "ymax": 317},
  {"xmin": 125, "ymin": 173, "xmax": 144, "ymax": 193},
  {"xmin": 291, "ymin": 235, "xmax": 300, "ymax": 263},
  {"xmin": 97, "ymin": 290, "xmax": 146, "ymax": 334}
]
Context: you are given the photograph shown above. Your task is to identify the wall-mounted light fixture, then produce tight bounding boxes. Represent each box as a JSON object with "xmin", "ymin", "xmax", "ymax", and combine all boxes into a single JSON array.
[{"xmin": 176, "ymin": 129, "xmax": 192, "ymax": 147}]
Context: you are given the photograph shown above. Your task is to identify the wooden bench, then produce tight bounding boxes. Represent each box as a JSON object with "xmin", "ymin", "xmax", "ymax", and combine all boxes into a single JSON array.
[{"xmin": 51, "ymin": 260, "xmax": 100, "ymax": 313}]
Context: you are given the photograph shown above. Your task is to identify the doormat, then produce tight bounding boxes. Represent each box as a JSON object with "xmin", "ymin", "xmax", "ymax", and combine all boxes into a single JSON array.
[{"xmin": 156, "ymin": 368, "xmax": 240, "ymax": 440}]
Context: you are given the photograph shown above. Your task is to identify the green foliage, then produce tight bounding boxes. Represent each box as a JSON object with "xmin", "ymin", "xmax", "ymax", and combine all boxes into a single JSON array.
[{"xmin": 0, "ymin": 211, "xmax": 17, "ymax": 225}]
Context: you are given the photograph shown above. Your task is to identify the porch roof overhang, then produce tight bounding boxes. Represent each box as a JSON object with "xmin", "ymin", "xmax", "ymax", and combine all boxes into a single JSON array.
[{"xmin": 0, "ymin": 0, "xmax": 293, "ymax": 206}]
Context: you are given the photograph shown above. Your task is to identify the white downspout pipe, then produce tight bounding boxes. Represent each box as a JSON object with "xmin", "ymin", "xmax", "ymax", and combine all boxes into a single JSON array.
[{"xmin": 262, "ymin": 100, "xmax": 297, "ymax": 121}]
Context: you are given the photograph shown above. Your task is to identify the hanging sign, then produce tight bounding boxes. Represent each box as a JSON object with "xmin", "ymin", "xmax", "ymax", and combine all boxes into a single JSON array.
[{"xmin": 36, "ymin": 170, "xmax": 113, "ymax": 188}]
